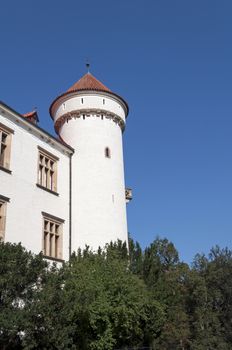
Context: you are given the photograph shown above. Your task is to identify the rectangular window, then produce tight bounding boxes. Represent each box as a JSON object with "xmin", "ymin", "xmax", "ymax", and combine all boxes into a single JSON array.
[
  {"xmin": 42, "ymin": 213, "xmax": 63, "ymax": 260},
  {"xmin": 0, "ymin": 123, "xmax": 13, "ymax": 170},
  {"xmin": 37, "ymin": 147, "xmax": 58, "ymax": 193},
  {"xmin": 0, "ymin": 199, "xmax": 7, "ymax": 241}
]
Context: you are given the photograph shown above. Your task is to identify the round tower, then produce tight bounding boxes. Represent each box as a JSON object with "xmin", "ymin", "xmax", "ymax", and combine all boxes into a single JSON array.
[{"xmin": 50, "ymin": 71, "xmax": 129, "ymax": 252}]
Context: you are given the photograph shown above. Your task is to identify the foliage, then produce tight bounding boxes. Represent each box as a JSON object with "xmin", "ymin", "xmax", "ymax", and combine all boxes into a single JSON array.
[
  {"xmin": 0, "ymin": 242, "xmax": 47, "ymax": 350},
  {"xmin": 1, "ymin": 239, "xmax": 232, "ymax": 349}
]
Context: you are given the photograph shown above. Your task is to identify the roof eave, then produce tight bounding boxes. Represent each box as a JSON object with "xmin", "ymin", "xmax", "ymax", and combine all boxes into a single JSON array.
[{"xmin": 0, "ymin": 100, "xmax": 74, "ymax": 154}]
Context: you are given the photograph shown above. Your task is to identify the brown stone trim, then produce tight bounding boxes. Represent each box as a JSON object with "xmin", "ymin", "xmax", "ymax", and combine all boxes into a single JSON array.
[
  {"xmin": 0, "ymin": 122, "xmax": 14, "ymax": 134},
  {"xmin": 36, "ymin": 183, "xmax": 59, "ymax": 196},
  {"xmin": 0, "ymin": 199, "xmax": 7, "ymax": 241},
  {"xmin": 0, "ymin": 165, "xmax": 12, "ymax": 174},
  {"xmin": 0, "ymin": 100, "xmax": 74, "ymax": 153},
  {"xmin": 0, "ymin": 125, "xmax": 12, "ymax": 170},
  {"xmin": 42, "ymin": 214, "xmax": 63, "ymax": 260},
  {"xmin": 37, "ymin": 146, "xmax": 59, "ymax": 161},
  {"xmin": 42, "ymin": 211, "xmax": 65, "ymax": 223},
  {"xmin": 54, "ymin": 109, "xmax": 125, "ymax": 134},
  {"xmin": 49, "ymin": 88, "xmax": 129, "ymax": 119},
  {"xmin": 43, "ymin": 255, "xmax": 65, "ymax": 263},
  {"xmin": 0, "ymin": 194, "xmax": 10, "ymax": 202}
]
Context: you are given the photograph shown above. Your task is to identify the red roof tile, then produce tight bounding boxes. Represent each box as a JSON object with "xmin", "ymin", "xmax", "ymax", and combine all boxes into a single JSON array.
[
  {"xmin": 22, "ymin": 110, "xmax": 39, "ymax": 124},
  {"xmin": 49, "ymin": 72, "xmax": 129, "ymax": 119},
  {"xmin": 67, "ymin": 72, "xmax": 111, "ymax": 93},
  {"xmin": 23, "ymin": 110, "xmax": 37, "ymax": 118}
]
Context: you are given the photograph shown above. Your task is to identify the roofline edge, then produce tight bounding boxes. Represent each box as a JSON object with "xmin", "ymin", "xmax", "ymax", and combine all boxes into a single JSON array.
[{"xmin": 0, "ymin": 100, "xmax": 74, "ymax": 154}]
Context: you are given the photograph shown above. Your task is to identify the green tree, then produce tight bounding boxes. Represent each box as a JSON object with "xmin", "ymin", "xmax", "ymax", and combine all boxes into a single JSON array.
[
  {"xmin": 143, "ymin": 238, "xmax": 191, "ymax": 349},
  {"xmin": 188, "ymin": 248, "xmax": 232, "ymax": 349},
  {"xmin": 60, "ymin": 246, "xmax": 164, "ymax": 350},
  {"xmin": 128, "ymin": 237, "xmax": 143, "ymax": 276},
  {"xmin": 3, "ymin": 238, "xmax": 232, "ymax": 349},
  {"xmin": 0, "ymin": 242, "xmax": 47, "ymax": 350},
  {"xmin": 19, "ymin": 242, "xmax": 164, "ymax": 349}
]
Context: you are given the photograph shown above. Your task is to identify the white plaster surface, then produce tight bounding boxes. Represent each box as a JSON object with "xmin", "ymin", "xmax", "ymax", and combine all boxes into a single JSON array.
[
  {"xmin": 60, "ymin": 115, "xmax": 128, "ymax": 251},
  {"xmin": 0, "ymin": 112, "xmax": 70, "ymax": 260},
  {"xmin": 54, "ymin": 91, "xmax": 129, "ymax": 251},
  {"xmin": 0, "ymin": 86, "xmax": 129, "ymax": 259},
  {"xmin": 53, "ymin": 93, "xmax": 127, "ymax": 123}
]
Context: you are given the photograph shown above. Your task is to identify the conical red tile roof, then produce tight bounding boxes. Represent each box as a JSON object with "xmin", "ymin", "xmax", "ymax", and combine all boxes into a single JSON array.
[
  {"xmin": 50, "ymin": 72, "xmax": 129, "ymax": 119},
  {"xmin": 67, "ymin": 73, "xmax": 111, "ymax": 93}
]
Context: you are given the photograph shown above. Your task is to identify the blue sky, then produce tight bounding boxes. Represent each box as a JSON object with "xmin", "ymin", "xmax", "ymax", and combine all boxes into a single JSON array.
[{"xmin": 1, "ymin": 0, "xmax": 232, "ymax": 263}]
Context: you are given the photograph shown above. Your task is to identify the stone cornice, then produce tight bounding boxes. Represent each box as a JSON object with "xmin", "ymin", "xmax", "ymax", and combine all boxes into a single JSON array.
[
  {"xmin": 54, "ymin": 108, "xmax": 125, "ymax": 134},
  {"xmin": 0, "ymin": 102, "xmax": 74, "ymax": 155},
  {"xmin": 50, "ymin": 89, "xmax": 129, "ymax": 120}
]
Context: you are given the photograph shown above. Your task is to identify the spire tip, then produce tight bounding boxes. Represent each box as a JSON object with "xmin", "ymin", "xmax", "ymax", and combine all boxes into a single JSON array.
[{"xmin": 86, "ymin": 60, "xmax": 90, "ymax": 73}]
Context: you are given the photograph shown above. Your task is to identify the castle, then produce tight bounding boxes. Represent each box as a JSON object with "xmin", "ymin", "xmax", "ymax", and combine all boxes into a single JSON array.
[{"xmin": 0, "ymin": 71, "xmax": 132, "ymax": 262}]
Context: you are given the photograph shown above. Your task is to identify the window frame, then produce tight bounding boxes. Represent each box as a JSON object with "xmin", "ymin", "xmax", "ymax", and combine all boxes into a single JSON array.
[
  {"xmin": 37, "ymin": 147, "xmax": 58, "ymax": 194},
  {"xmin": 0, "ymin": 195, "xmax": 10, "ymax": 241},
  {"xmin": 0, "ymin": 122, "xmax": 14, "ymax": 172},
  {"xmin": 42, "ymin": 212, "xmax": 64, "ymax": 261}
]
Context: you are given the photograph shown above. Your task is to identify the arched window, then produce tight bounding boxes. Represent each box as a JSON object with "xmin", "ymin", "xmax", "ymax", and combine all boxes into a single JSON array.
[{"xmin": 105, "ymin": 147, "xmax": 111, "ymax": 158}]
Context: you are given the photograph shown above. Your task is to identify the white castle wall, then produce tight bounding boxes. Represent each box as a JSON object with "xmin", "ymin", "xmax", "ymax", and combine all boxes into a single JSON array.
[
  {"xmin": 0, "ymin": 112, "xmax": 71, "ymax": 260},
  {"xmin": 53, "ymin": 93, "xmax": 126, "ymax": 123},
  {"xmin": 52, "ymin": 92, "xmax": 128, "ymax": 251}
]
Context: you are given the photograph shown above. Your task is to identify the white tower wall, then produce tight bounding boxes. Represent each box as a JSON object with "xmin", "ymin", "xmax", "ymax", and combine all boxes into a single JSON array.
[{"xmin": 52, "ymin": 92, "xmax": 128, "ymax": 251}]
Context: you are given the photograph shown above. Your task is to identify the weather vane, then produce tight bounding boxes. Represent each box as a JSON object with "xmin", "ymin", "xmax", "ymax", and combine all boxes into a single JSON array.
[{"xmin": 86, "ymin": 59, "xmax": 90, "ymax": 73}]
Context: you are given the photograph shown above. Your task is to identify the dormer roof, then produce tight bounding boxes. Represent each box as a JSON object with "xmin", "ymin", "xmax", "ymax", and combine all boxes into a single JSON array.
[{"xmin": 22, "ymin": 110, "xmax": 39, "ymax": 124}]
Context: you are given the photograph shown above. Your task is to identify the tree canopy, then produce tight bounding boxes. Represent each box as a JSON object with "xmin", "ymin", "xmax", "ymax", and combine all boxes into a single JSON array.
[{"xmin": 0, "ymin": 238, "xmax": 232, "ymax": 349}]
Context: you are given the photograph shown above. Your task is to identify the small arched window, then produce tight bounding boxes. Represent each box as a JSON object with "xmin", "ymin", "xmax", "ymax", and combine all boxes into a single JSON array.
[{"xmin": 105, "ymin": 147, "xmax": 111, "ymax": 158}]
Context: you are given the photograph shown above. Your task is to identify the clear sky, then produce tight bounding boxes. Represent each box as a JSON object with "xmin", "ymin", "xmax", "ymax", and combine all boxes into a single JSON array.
[{"xmin": 1, "ymin": 0, "xmax": 232, "ymax": 263}]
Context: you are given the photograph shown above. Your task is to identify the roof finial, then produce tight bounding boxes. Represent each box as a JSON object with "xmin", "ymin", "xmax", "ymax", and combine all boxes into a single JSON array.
[{"xmin": 86, "ymin": 59, "xmax": 90, "ymax": 73}]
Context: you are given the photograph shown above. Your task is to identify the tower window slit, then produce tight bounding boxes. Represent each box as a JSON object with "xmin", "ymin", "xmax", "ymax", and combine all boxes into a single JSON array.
[
  {"xmin": 81, "ymin": 98, "xmax": 84, "ymax": 104},
  {"xmin": 105, "ymin": 147, "xmax": 111, "ymax": 158}
]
